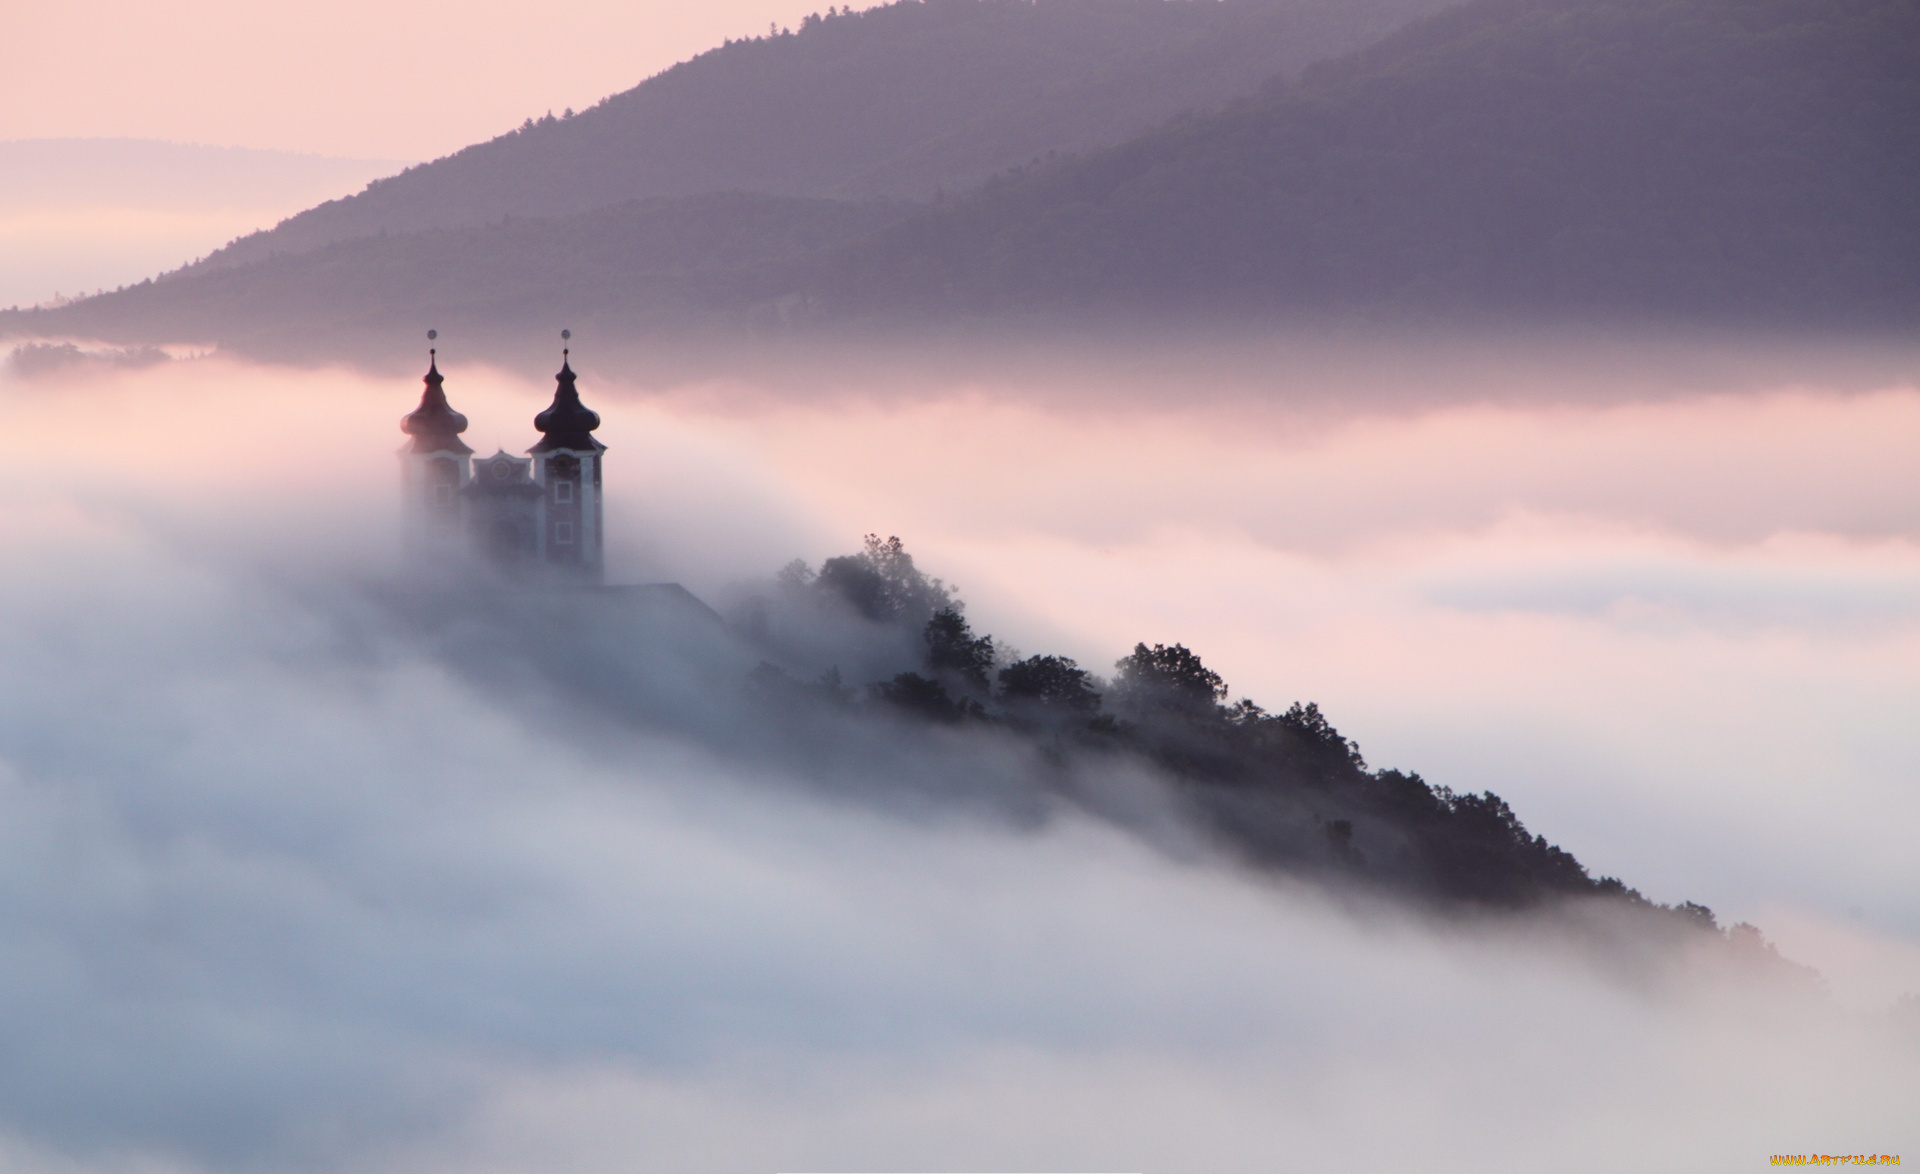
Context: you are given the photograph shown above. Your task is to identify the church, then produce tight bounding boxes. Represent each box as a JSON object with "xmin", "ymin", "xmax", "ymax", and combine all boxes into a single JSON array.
[{"xmin": 398, "ymin": 342, "xmax": 607, "ymax": 580}]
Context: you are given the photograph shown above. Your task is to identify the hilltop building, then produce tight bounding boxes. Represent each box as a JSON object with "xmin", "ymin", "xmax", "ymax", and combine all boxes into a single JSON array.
[{"xmin": 399, "ymin": 347, "xmax": 606, "ymax": 580}]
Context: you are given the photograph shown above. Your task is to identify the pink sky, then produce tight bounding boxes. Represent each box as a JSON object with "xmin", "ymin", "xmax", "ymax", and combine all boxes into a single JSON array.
[{"xmin": 0, "ymin": 0, "xmax": 860, "ymax": 159}]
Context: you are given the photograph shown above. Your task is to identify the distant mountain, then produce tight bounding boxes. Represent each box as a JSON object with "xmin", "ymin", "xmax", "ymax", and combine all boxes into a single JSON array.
[
  {"xmin": 22, "ymin": 194, "xmax": 909, "ymax": 354},
  {"xmin": 807, "ymin": 0, "xmax": 1920, "ymax": 324},
  {"xmin": 190, "ymin": 0, "xmax": 1454, "ymax": 271},
  {"xmin": 11, "ymin": 0, "xmax": 1915, "ymax": 353}
]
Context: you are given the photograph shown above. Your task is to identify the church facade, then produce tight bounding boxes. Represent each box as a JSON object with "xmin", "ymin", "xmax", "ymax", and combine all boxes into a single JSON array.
[{"xmin": 399, "ymin": 348, "xmax": 607, "ymax": 580}]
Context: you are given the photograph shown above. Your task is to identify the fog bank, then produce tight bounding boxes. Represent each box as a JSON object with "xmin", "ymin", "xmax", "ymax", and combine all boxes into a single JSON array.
[{"xmin": 0, "ymin": 350, "xmax": 1912, "ymax": 1170}]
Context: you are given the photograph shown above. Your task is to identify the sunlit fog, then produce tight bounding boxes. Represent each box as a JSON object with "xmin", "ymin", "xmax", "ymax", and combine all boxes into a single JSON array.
[{"xmin": 0, "ymin": 343, "xmax": 1913, "ymax": 1171}]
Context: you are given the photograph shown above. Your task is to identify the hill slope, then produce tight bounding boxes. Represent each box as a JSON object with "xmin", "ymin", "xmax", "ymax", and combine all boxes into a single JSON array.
[
  {"xmin": 807, "ymin": 0, "xmax": 1920, "ymax": 324},
  {"xmin": 18, "ymin": 194, "xmax": 910, "ymax": 354},
  {"xmin": 193, "ymin": 0, "xmax": 1453, "ymax": 272},
  {"xmin": 11, "ymin": 0, "xmax": 1914, "ymax": 352}
]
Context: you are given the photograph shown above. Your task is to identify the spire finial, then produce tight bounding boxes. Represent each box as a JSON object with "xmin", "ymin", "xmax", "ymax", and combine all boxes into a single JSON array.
[
  {"xmin": 403, "ymin": 330, "xmax": 470, "ymax": 453},
  {"xmin": 535, "ymin": 330, "xmax": 601, "ymax": 452}
]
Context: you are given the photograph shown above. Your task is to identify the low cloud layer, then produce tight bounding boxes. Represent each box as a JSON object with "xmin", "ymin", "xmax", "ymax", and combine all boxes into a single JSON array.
[
  {"xmin": 614, "ymin": 350, "xmax": 1920, "ymax": 938},
  {"xmin": 0, "ymin": 350, "xmax": 1913, "ymax": 1171}
]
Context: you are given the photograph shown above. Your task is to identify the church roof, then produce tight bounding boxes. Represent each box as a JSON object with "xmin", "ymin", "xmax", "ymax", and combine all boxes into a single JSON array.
[
  {"xmin": 530, "ymin": 354, "xmax": 607, "ymax": 453},
  {"xmin": 462, "ymin": 450, "xmax": 543, "ymax": 498},
  {"xmin": 400, "ymin": 353, "xmax": 473, "ymax": 454}
]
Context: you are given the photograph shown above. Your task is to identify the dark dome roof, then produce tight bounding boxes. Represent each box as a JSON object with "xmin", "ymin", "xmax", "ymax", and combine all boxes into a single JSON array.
[
  {"xmin": 531, "ymin": 355, "xmax": 606, "ymax": 453},
  {"xmin": 400, "ymin": 353, "xmax": 473, "ymax": 454}
]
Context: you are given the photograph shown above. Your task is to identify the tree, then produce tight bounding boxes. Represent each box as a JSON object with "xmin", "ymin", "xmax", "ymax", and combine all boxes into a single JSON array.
[
  {"xmin": 1220, "ymin": 698, "xmax": 1369, "ymax": 782},
  {"xmin": 997, "ymin": 654, "xmax": 1101, "ymax": 716},
  {"xmin": 924, "ymin": 608, "xmax": 993, "ymax": 695},
  {"xmin": 815, "ymin": 534, "xmax": 953, "ymax": 626},
  {"xmin": 1675, "ymin": 901, "xmax": 1719, "ymax": 932},
  {"xmin": 1110, "ymin": 642, "xmax": 1226, "ymax": 717},
  {"xmin": 775, "ymin": 558, "xmax": 815, "ymax": 588},
  {"xmin": 869, "ymin": 671, "xmax": 976, "ymax": 723}
]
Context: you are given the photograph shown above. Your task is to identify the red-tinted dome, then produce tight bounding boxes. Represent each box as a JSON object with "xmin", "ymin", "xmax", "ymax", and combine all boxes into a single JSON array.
[{"xmin": 401, "ymin": 354, "xmax": 473, "ymax": 454}]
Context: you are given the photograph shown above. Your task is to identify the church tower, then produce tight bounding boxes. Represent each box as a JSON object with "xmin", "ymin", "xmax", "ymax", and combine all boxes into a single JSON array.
[
  {"xmin": 528, "ymin": 341, "xmax": 606, "ymax": 581},
  {"xmin": 398, "ymin": 344, "xmax": 472, "ymax": 561}
]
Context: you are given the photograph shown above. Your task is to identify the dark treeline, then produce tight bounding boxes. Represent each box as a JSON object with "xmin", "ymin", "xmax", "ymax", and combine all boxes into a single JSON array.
[
  {"xmin": 376, "ymin": 533, "xmax": 1816, "ymax": 981},
  {"xmin": 737, "ymin": 536, "xmax": 1724, "ymax": 923},
  {"xmin": 4, "ymin": 342, "xmax": 169, "ymax": 377}
]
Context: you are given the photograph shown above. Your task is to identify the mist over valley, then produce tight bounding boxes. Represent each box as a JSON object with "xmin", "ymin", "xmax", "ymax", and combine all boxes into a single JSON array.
[
  {"xmin": 1, "ymin": 0, "xmax": 1917, "ymax": 1167},
  {"xmin": 0, "ymin": 343, "xmax": 1915, "ymax": 1168}
]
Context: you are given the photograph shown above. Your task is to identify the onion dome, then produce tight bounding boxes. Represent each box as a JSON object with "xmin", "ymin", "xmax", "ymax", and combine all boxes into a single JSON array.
[
  {"xmin": 400, "ymin": 352, "xmax": 473, "ymax": 454},
  {"xmin": 530, "ymin": 352, "xmax": 606, "ymax": 453}
]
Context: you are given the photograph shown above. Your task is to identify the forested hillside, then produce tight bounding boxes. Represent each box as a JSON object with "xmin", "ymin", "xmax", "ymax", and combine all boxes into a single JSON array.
[
  {"xmin": 810, "ymin": 0, "xmax": 1920, "ymax": 324},
  {"xmin": 10, "ymin": 0, "xmax": 1915, "ymax": 354},
  {"xmin": 193, "ymin": 0, "xmax": 1452, "ymax": 272},
  {"xmin": 27, "ymin": 195, "xmax": 907, "ymax": 353}
]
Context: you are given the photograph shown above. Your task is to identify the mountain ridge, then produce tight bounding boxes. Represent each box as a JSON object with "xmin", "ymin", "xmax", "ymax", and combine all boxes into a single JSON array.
[
  {"xmin": 191, "ymin": 0, "xmax": 1453, "ymax": 274},
  {"xmin": 801, "ymin": 0, "xmax": 1920, "ymax": 323},
  {"xmin": 9, "ymin": 0, "xmax": 1916, "ymax": 355}
]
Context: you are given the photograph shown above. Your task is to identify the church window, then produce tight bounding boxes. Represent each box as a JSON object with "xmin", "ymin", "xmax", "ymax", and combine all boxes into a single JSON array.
[
  {"xmin": 553, "ymin": 480, "xmax": 575, "ymax": 504},
  {"xmin": 554, "ymin": 521, "xmax": 575, "ymax": 545}
]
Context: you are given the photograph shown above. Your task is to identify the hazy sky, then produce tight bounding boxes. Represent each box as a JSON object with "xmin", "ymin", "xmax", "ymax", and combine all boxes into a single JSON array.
[
  {"xmin": 0, "ymin": 0, "xmax": 866, "ymax": 303},
  {"xmin": 0, "ymin": 141, "xmax": 401, "ymax": 307},
  {"xmin": 0, "ymin": 0, "xmax": 864, "ymax": 159}
]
